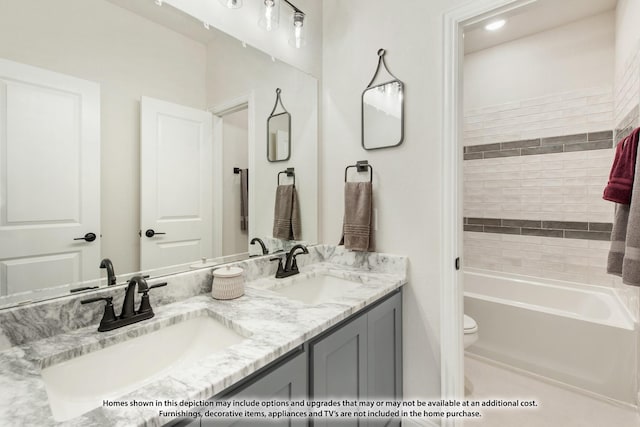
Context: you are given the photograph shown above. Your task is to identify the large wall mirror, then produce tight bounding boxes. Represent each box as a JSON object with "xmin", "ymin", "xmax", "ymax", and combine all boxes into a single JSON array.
[{"xmin": 0, "ymin": 0, "xmax": 318, "ymax": 308}]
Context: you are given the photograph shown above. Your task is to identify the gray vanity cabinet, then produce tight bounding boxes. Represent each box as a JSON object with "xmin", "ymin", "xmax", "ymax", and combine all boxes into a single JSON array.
[
  {"xmin": 169, "ymin": 290, "xmax": 402, "ymax": 427},
  {"xmin": 310, "ymin": 290, "xmax": 402, "ymax": 427}
]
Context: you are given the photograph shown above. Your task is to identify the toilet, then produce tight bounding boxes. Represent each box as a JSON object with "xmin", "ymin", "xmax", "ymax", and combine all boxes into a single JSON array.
[
  {"xmin": 463, "ymin": 314, "xmax": 478, "ymax": 349},
  {"xmin": 464, "ymin": 314, "xmax": 479, "ymax": 396}
]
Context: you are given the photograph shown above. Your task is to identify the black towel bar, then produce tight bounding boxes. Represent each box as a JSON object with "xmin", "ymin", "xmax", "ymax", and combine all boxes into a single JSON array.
[
  {"xmin": 277, "ymin": 168, "xmax": 295, "ymax": 186},
  {"xmin": 344, "ymin": 161, "xmax": 373, "ymax": 183}
]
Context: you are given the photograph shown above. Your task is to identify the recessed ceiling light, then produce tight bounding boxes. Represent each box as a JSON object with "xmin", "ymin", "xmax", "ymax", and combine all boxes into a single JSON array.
[{"xmin": 485, "ymin": 19, "xmax": 506, "ymax": 31}]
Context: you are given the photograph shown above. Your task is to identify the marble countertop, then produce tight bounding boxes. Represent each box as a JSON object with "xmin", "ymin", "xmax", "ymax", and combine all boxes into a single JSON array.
[{"xmin": 0, "ymin": 250, "xmax": 407, "ymax": 427}]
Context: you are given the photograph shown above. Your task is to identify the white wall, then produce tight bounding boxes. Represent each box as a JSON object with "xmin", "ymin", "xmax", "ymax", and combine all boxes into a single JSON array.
[
  {"xmin": 207, "ymin": 30, "xmax": 319, "ymax": 247},
  {"xmin": 464, "ymin": 11, "xmax": 615, "ymax": 111},
  {"xmin": 166, "ymin": 0, "xmax": 322, "ymax": 78},
  {"xmin": 322, "ymin": 0, "xmax": 469, "ymax": 403},
  {"xmin": 222, "ymin": 109, "xmax": 249, "ymax": 256},
  {"xmin": 0, "ymin": 0, "xmax": 208, "ymax": 275}
]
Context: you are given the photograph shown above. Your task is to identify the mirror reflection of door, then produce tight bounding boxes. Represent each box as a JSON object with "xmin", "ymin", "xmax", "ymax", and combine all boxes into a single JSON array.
[
  {"xmin": 0, "ymin": 58, "xmax": 100, "ymax": 295},
  {"xmin": 221, "ymin": 107, "xmax": 249, "ymax": 256},
  {"xmin": 140, "ymin": 97, "xmax": 213, "ymax": 271}
]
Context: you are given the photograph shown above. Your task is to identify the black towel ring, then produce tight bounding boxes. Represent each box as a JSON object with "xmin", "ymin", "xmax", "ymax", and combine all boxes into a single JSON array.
[
  {"xmin": 344, "ymin": 160, "xmax": 373, "ymax": 183},
  {"xmin": 277, "ymin": 168, "xmax": 295, "ymax": 186}
]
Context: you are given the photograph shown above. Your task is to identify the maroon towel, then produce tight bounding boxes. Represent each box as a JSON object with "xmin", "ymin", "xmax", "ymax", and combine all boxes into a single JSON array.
[{"xmin": 604, "ymin": 127, "xmax": 640, "ymax": 205}]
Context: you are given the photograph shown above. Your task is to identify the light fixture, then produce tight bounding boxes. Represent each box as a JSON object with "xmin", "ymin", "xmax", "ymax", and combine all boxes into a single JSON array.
[
  {"xmin": 484, "ymin": 19, "xmax": 506, "ymax": 31},
  {"xmin": 289, "ymin": 10, "xmax": 306, "ymax": 48},
  {"xmin": 258, "ymin": 0, "xmax": 280, "ymax": 31},
  {"xmin": 218, "ymin": 0, "xmax": 242, "ymax": 9},
  {"xmin": 218, "ymin": 0, "xmax": 308, "ymax": 49}
]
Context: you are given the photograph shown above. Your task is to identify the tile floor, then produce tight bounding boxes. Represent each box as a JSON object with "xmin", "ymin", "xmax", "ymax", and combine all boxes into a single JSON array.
[{"xmin": 464, "ymin": 355, "xmax": 640, "ymax": 427}]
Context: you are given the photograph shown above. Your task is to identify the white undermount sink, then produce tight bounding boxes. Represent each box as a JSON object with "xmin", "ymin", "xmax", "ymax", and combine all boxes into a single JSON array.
[
  {"xmin": 271, "ymin": 274, "xmax": 362, "ymax": 305},
  {"xmin": 41, "ymin": 314, "xmax": 247, "ymax": 422}
]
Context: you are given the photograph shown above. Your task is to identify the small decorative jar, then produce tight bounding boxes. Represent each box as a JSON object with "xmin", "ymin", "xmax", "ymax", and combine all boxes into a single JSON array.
[{"xmin": 212, "ymin": 266, "xmax": 244, "ymax": 300}]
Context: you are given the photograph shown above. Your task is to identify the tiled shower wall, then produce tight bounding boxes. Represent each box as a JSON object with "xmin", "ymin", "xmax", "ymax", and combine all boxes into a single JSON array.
[
  {"xmin": 463, "ymin": 85, "xmax": 621, "ymax": 289},
  {"xmin": 615, "ymin": 39, "xmax": 640, "ymax": 140}
]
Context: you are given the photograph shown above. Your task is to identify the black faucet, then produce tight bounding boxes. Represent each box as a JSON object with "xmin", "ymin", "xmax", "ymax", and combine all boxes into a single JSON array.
[
  {"xmin": 250, "ymin": 237, "xmax": 269, "ymax": 255},
  {"xmin": 270, "ymin": 244, "xmax": 308, "ymax": 278},
  {"xmin": 81, "ymin": 275, "xmax": 167, "ymax": 332},
  {"xmin": 100, "ymin": 258, "xmax": 116, "ymax": 286}
]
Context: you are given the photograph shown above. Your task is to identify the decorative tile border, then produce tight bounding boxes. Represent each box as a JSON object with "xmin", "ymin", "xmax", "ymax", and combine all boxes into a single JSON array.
[
  {"xmin": 463, "ymin": 217, "xmax": 612, "ymax": 241},
  {"xmin": 463, "ymin": 131, "xmax": 613, "ymax": 160},
  {"xmin": 614, "ymin": 105, "xmax": 639, "ymax": 143}
]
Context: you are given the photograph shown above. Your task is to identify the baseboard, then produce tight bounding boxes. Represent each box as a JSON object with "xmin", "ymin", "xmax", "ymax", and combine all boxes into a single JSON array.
[{"xmin": 403, "ymin": 416, "xmax": 440, "ymax": 427}]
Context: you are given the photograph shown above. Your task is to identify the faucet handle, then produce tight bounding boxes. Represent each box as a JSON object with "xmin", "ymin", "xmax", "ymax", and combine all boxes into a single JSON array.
[
  {"xmin": 269, "ymin": 257, "xmax": 284, "ymax": 273},
  {"xmin": 137, "ymin": 282, "xmax": 167, "ymax": 314},
  {"xmin": 81, "ymin": 296, "xmax": 117, "ymax": 327},
  {"xmin": 138, "ymin": 282, "xmax": 167, "ymax": 293}
]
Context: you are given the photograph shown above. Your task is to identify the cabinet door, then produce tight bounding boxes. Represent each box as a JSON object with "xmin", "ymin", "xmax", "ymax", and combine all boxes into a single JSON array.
[
  {"xmin": 367, "ymin": 292, "xmax": 402, "ymax": 427},
  {"xmin": 178, "ymin": 351, "xmax": 307, "ymax": 427},
  {"xmin": 311, "ymin": 315, "xmax": 368, "ymax": 427}
]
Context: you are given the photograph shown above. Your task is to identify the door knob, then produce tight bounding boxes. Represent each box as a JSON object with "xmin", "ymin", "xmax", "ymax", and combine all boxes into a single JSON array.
[
  {"xmin": 73, "ymin": 233, "xmax": 97, "ymax": 242},
  {"xmin": 144, "ymin": 229, "xmax": 166, "ymax": 238}
]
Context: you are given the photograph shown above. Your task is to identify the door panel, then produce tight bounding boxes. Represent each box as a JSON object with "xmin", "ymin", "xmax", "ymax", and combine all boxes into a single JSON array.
[
  {"xmin": 0, "ymin": 58, "xmax": 100, "ymax": 296},
  {"xmin": 140, "ymin": 97, "xmax": 212, "ymax": 270},
  {"xmin": 311, "ymin": 315, "xmax": 367, "ymax": 427}
]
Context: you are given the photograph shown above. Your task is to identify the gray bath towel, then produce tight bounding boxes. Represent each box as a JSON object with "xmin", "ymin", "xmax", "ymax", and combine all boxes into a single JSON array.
[
  {"xmin": 339, "ymin": 181, "xmax": 374, "ymax": 252},
  {"xmin": 240, "ymin": 168, "xmax": 249, "ymax": 231},
  {"xmin": 273, "ymin": 184, "xmax": 301, "ymax": 240},
  {"xmin": 608, "ymin": 143, "xmax": 640, "ymax": 286}
]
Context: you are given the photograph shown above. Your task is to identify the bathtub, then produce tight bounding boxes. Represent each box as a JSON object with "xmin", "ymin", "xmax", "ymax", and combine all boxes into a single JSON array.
[{"xmin": 464, "ymin": 268, "xmax": 637, "ymax": 404}]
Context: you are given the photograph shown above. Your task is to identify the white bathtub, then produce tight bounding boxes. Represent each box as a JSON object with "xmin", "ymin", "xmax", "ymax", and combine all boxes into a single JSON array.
[{"xmin": 464, "ymin": 268, "xmax": 637, "ymax": 404}]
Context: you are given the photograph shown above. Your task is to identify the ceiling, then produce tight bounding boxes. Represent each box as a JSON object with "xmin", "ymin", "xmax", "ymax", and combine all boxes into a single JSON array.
[{"xmin": 464, "ymin": 0, "xmax": 617, "ymax": 54}]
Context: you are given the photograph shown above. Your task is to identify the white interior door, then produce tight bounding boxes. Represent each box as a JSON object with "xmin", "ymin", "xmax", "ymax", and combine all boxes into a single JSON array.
[
  {"xmin": 0, "ymin": 58, "xmax": 100, "ymax": 296},
  {"xmin": 140, "ymin": 97, "xmax": 213, "ymax": 270}
]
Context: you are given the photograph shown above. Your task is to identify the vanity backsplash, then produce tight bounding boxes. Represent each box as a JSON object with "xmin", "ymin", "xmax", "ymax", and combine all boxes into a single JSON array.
[{"xmin": 0, "ymin": 245, "xmax": 407, "ymax": 351}]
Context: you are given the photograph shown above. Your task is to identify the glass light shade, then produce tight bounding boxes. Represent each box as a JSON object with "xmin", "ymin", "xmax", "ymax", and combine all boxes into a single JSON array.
[
  {"xmin": 258, "ymin": 0, "xmax": 280, "ymax": 31},
  {"xmin": 289, "ymin": 11, "xmax": 306, "ymax": 48},
  {"xmin": 218, "ymin": 0, "xmax": 242, "ymax": 9}
]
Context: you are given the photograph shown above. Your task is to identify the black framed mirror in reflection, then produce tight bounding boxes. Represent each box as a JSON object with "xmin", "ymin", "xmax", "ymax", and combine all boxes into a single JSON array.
[
  {"xmin": 267, "ymin": 88, "xmax": 292, "ymax": 162},
  {"xmin": 0, "ymin": 0, "xmax": 318, "ymax": 308}
]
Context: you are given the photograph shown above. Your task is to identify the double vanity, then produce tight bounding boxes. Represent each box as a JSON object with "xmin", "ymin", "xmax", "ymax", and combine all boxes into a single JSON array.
[{"xmin": 0, "ymin": 245, "xmax": 407, "ymax": 426}]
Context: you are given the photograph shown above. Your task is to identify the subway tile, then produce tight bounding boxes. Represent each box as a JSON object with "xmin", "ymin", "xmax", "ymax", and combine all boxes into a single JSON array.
[
  {"xmin": 464, "ymin": 225, "xmax": 484, "ymax": 232},
  {"xmin": 563, "ymin": 140, "xmax": 613, "ymax": 152},
  {"xmin": 588, "ymin": 130, "xmax": 613, "ymax": 141},
  {"xmin": 542, "ymin": 221, "xmax": 588, "ymax": 230},
  {"xmin": 502, "ymin": 219, "xmax": 542, "ymax": 228},
  {"xmin": 484, "ymin": 226, "xmax": 521, "ymax": 235},
  {"xmin": 521, "ymin": 228, "xmax": 564, "ymax": 238},
  {"xmin": 564, "ymin": 230, "xmax": 612, "ymax": 241},
  {"xmin": 541, "ymin": 133, "xmax": 587, "ymax": 145},
  {"xmin": 467, "ymin": 217, "xmax": 501, "ymax": 226},
  {"xmin": 521, "ymin": 145, "xmax": 563, "ymax": 156},
  {"xmin": 467, "ymin": 143, "xmax": 501, "ymax": 153},
  {"xmin": 501, "ymin": 139, "xmax": 540, "ymax": 150},
  {"xmin": 483, "ymin": 149, "xmax": 521, "ymax": 159},
  {"xmin": 464, "ymin": 152, "xmax": 483, "ymax": 160}
]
